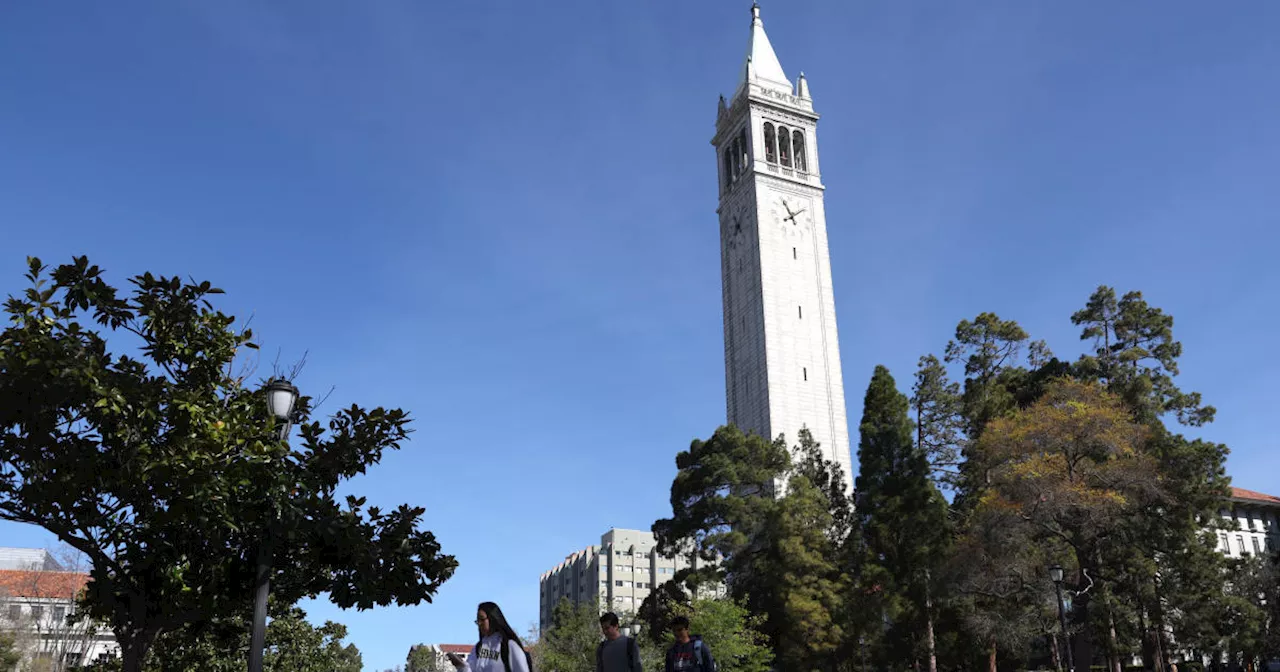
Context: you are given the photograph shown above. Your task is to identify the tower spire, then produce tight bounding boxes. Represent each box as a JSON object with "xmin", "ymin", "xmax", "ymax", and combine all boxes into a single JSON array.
[{"xmin": 738, "ymin": 1, "xmax": 789, "ymax": 95}]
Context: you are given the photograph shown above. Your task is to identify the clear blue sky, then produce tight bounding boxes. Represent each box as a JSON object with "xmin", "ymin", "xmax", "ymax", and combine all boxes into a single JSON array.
[{"xmin": 2, "ymin": 2, "xmax": 1277, "ymax": 670}]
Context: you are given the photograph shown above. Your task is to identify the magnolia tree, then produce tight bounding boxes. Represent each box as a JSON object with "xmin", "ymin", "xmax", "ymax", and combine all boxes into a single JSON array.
[{"xmin": 0, "ymin": 257, "xmax": 457, "ymax": 672}]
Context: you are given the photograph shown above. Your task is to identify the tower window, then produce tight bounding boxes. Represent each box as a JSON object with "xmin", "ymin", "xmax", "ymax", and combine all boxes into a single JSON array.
[
  {"xmin": 737, "ymin": 135, "xmax": 747, "ymax": 180},
  {"xmin": 803, "ymin": 367, "xmax": 807, "ymax": 381},
  {"xmin": 763, "ymin": 123, "xmax": 777, "ymax": 164},
  {"xmin": 723, "ymin": 150, "xmax": 734, "ymax": 190},
  {"xmin": 778, "ymin": 126, "xmax": 792, "ymax": 168},
  {"xmin": 798, "ymin": 305, "xmax": 803, "ymax": 319},
  {"xmin": 738, "ymin": 128, "xmax": 749, "ymax": 171},
  {"xmin": 793, "ymin": 247, "xmax": 796, "ymax": 259},
  {"xmin": 792, "ymin": 130, "xmax": 808, "ymax": 172}
]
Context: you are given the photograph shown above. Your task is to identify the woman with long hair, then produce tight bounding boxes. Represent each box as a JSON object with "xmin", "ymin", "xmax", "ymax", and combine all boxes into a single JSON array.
[{"xmin": 447, "ymin": 601, "xmax": 532, "ymax": 672}]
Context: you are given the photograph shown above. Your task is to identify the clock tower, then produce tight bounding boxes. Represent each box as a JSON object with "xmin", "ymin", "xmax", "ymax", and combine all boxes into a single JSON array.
[{"xmin": 714, "ymin": 3, "xmax": 854, "ymax": 494}]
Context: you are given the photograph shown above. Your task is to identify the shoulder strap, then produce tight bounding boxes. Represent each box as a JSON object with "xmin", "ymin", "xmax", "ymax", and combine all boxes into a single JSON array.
[
  {"xmin": 597, "ymin": 640, "xmax": 605, "ymax": 672},
  {"xmin": 693, "ymin": 639, "xmax": 705, "ymax": 670},
  {"xmin": 627, "ymin": 636, "xmax": 637, "ymax": 668},
  {"xmin": 500, "ymin": 635, "xmax": 512, "ymax": 672}
]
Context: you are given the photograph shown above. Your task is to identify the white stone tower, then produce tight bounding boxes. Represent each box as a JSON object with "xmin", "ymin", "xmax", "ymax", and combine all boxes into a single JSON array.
[{"xmin": 714, "ymin": 3, "xmax": 854, "ymax": 494}]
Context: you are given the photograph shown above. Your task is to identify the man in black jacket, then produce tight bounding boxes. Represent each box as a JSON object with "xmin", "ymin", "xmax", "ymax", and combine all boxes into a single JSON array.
[{"xmin": 665, "ymin": 616, "xmax": 716, "ymax": 672}]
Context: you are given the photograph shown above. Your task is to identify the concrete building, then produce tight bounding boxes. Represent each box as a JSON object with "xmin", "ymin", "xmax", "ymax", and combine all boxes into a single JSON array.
[
  {"xmin": 714, "ymin": 3, "xmax": 855, "ymax": 495},
  {"xmin": 1215, "ymin": 487, "xmax": 1280, "ymax": 558},
  {"xmin": 538, "ymin": 529, "xmax": 719, "ymax": 632},
  {"xmin": 0, "ymin": 548, "xmax": 118, "ymax": 670}
]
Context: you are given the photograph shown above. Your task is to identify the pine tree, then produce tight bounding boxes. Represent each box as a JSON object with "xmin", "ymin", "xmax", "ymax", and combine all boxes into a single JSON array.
[{"xmin": 855, "ymin": 366, "xmax": 950, "ymax": 670}]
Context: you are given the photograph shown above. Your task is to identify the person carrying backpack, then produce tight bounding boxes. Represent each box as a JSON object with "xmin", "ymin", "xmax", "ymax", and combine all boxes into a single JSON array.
[
  {"xmin": 596, "ymin": 612, "xmax": 643, "ymax": 672},
  {"xmin": 665, "ymin": 616, "xmax": 716, "ymax": 672},
  {"xmin": 446, "ymin": 601, "xmax": 533, "ymax": 672}
]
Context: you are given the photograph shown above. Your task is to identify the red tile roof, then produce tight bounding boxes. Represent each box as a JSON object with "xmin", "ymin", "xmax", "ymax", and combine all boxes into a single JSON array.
[
  {"xmin": 0, "ymin": 570, "xmax": 88, "ymax": 599},
  {"xmin": 1231, "ymin": 487, "xmax": 1280, "ymax": 506},
  {"xmin": 439, "ymin": 644, "xmax": 473, "ymax": 655}
]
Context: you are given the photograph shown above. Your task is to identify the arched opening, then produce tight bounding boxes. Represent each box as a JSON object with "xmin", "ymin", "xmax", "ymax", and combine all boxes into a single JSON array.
[
  {"xmin": 723, "ymin": 149, "xmax": 734, "ymax": 189},
  {"xmin": 763, "ymin": 123, "xmax": 777, "ymax": 163},
  {"xmin": 738, "ymin": 128, "xmax": 749, "ymax": 172},
  {"xmin": 778, "ymin": 126, "xmax": 792, "ymax": 167},
  {"xmin": 792, "ymin": 130, "xmax": 807, "ymax": 172},
  {"xmin": 737, "ymin": 135, "xmax": 747, "ymax": 177}
]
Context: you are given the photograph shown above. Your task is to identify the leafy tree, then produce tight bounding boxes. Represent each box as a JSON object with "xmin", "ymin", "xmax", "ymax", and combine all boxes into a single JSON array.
[
  {"xmin": 653, "ymin": 426, "xmax": 850, "ymax": 670},
  {"xmin": 74, "ymin": 604, "xmax": 362, "ymax": 672},
  {"xmin": 854, "ymin": 366, "xmax": 950, "ymax": 672},
  {"xmin": 539, "ymin": 598, "xmax": 600, "ymax": 672},
  {"xmin": 0, "ymin": 257, "xmax": 456, "ymax": 672},
  {"xmin": 646, "ymin": 598, "xmax": 772, "ymax": 672},
  {"xmin": 0, "ymin": 631, "xmax": 20, "ymax": 670},
  {"xmin": 976, "ymin": 379, "xmax": 1157, "ymax": 669},
  {"xmin": 407, "ymin": 644, "xmax": 449, "ymax": 672}
]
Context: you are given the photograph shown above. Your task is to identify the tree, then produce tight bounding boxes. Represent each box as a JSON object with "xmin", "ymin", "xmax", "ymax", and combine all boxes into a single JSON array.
[
  {"xmin": 854, "ymin": 366, "xmax": 950, "ymax": 672},
  {"xmin": 0, "ymin": 257, "xmax": 457, "ymax": 672},
  {"xmin": 653, "ymin": 426, "xmax": 850, "ymax": 670},
  {"xmin": 0, "ymin": 630, "xmax": 20, "ymax": 671},
  {"xmin": 407, "ymin": 644, "xmax": 449, "ymax": 672},
  {"xmin": 911, "ymin": 355, "xmax": 964, "ymax": 490},
  {"xmin": 976, "ymin": 379, "xmax": 1157, "ymax": 670},
  {"xmin": 75, "ymin": 604, "xmax": 362, "ymax": 672},
  {"xmin": 538, "ymin": 598, "xmax": 601, "ymax": 672}
]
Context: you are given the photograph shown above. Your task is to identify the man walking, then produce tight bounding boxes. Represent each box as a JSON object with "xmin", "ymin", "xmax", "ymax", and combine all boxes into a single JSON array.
[
  {"xmin": 597, "ymin": 612, "xmax": 643, "ymax": 672},
  {"xmin": 665, "ymin": 616, "xmax": 715, "ymax": 672}
]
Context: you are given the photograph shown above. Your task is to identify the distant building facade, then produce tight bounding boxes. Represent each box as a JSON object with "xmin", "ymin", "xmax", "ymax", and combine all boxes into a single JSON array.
[
  {"xmin": 538, "ymin": 529, "xmax": 721, "ymax": 632},
  {"xmin": 407, "ymin": 643, "xmax": 472, "ymax": 671},
  {"xmin": 1215, "ymin": 487, "xmax": 1280, "ymax": 558},
  {"xmin": 0, "ymin": 548, "xmax": 118, "ymax": 669}
]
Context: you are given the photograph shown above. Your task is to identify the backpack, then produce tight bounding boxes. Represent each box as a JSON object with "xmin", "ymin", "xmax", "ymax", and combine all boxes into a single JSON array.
[
  {"xmin": 692, "ymin": 637, "xmax": 714, "ymax": 672},
  {"xmin": 596, "ymin": 635, "xmax": 638, "ymax": 671},
  {"xmin": 475, "ymin": 635, "xmax": 534, "ymax": 672}
]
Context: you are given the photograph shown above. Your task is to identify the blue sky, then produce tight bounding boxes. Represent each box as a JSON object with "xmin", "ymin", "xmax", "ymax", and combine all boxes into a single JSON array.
[{"xmin": 1, "ymin": 1, "xmax": 1277, "ymax": 669}]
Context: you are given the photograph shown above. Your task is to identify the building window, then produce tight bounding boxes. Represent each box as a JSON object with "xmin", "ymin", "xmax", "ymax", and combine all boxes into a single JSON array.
[
  {"xmin": 615, "ymin": 580, "xmax": 623, "ymax": 586},
  {"xmin": 1237, "ymin": 534, "xmax": 1247, "ymax": 555},
  {"xmin": 793, "ymin": 247, "xmax": 796, "ymax": 259},
  {"xmin": 723, "ymin": 150, "xmax": 734, "ymax": 191},
  {"xmin": 738, "ymin": 128, "xmax": 749, "ymax": 173},
  {"xmin": 53, "ymin": 606, "xmax": 66, "ymax": 622},
  {"xmin": 7, "ymin": 604, "xmax": 19, "ymax": 620},
  {"xmin": 798, "ymin": 305, "xmax": 803, "ymax": 319},
  {"xmin": 1219, "ymin": 532, "xmax": 1229, "ymax": 550},
  {"xmin": 763, "ymin": 123, "xmax": 777, "ymax": 163},
  {"xmin": 792, "ymin": 130, "xmax": 808, "ymax": 172},
  {"xmin": 31, "ymin": 605, "xmax": 43, "ymax": 621},
  {"xmin": 1253, "ymin": 537, "xmax": 1262, "ymax": 554},
  {"xmin": 803, "ymin": 367, "xmax": 807, "ymax": 381},
  {"xmin": 778, "ymin": 126, "xmax": 792, "ymax": 167}
]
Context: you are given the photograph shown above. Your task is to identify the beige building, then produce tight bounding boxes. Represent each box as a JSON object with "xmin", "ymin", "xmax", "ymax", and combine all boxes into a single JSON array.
[
  {"xmin": 538, "ymin": 529, "xmax": 720, "ymax": 632},
  {"xmin": 1215, "ymin": 487, "xmax": 1280, "ymax": 558}
]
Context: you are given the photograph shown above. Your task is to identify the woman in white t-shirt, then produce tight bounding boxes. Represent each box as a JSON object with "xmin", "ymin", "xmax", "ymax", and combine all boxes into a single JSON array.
[{"xmin": 447, "ymin": 601, "xmax": 532, "ymax": 672}]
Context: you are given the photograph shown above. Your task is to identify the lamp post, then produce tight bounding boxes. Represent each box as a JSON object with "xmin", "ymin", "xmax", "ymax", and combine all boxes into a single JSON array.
[
  {"xmin": 249, "ymin": 379, "xmax": 299, "ymax": 672},
  {"xmin": 1050, "ymin": 564, "xmax": 1075, "ymax": 672}
]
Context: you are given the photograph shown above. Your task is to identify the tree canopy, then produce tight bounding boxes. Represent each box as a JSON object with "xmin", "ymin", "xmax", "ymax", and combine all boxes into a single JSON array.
[{"xmin": 0, "ymin": 257, "xmax": 456, "ymax": 671}]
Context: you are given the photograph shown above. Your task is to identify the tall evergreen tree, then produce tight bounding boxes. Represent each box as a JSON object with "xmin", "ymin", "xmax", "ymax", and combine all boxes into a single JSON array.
[
  {"xmin": 855, "ymin": 366, "xmax": 950, "ymax": 671},
  {"xmin": 911, "ymin": 355, "xmax": 964, "ymax": 490}
]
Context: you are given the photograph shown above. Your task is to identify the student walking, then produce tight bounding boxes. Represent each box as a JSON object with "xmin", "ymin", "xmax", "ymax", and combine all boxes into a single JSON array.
[
  {"xmin": 664, "ymin": 616, "xmax": 715, "ymax": 672},
  {"xmin": 447, "ymin": 602, "xmax": 532, "ymax": 672},
  {"xmin": 596, "ymin": 612, "xmax": 643, "ymax": 672}
]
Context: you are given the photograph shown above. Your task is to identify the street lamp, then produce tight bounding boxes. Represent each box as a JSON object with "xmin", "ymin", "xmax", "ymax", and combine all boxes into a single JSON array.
[
  {"xmin": 249, "ymin": 379, "xmax": 299, "ymax": 672},
  {"xmin": 1050, "ymin": 564, "xmax": 1075, "ymax": 672}
]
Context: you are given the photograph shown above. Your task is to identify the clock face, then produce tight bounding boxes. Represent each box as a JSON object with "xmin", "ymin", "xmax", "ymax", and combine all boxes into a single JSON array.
[{"xmin": 769, "ymin": 194, "xmax": 812, "ymax": 234}]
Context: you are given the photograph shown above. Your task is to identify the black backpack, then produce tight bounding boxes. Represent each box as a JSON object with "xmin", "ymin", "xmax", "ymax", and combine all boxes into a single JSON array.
[
  {"xmin": 475, "ymin": 635, "xmax": 534, "ymax": 672},
  {"xmin": 596, "ymin": 635, "xmax": 639, "ymax": 671}
]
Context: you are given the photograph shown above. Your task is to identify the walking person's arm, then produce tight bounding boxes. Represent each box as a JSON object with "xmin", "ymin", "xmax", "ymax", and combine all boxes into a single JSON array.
[{"xmin": 508, "ymin": 640, "xmax": 532, "ymax": 672}]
